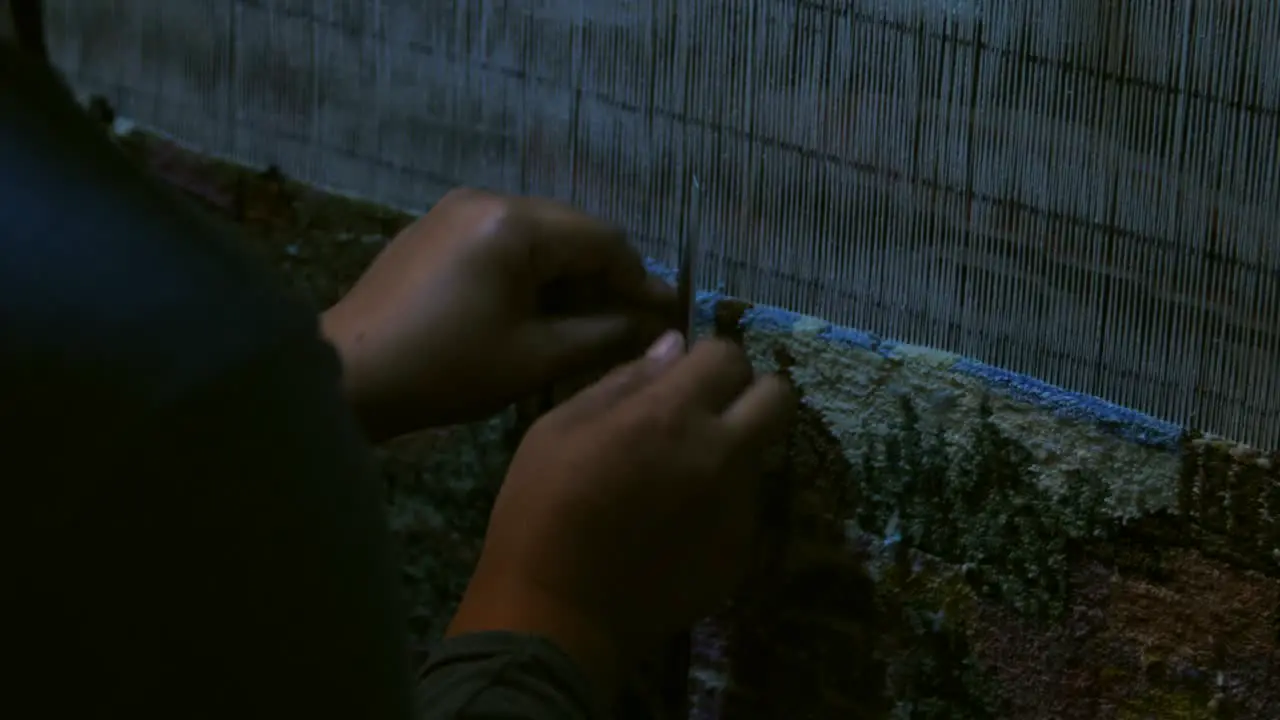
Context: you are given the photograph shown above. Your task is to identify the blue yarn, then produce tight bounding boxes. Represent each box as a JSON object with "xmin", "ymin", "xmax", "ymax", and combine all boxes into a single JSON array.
[{"xmin": 644, "ymin": 259, "xmax": 1180, "ymax": 450}]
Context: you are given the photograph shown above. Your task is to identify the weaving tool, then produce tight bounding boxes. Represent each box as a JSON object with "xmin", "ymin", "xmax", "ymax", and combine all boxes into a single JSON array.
[
  {"xmin": 616, "ymin": 179, "xmax": 701, "ymax": 720},
  {"xmin": 513, "ymin": 179, "xmax": 701, "ymax": 719},
  {"xmin": 675, "ymin": 177, "xmax": 701, "ymax": 347},
  {"xmin": 653, "ymin": 176, "xmax": 702, "ymax": 720}
]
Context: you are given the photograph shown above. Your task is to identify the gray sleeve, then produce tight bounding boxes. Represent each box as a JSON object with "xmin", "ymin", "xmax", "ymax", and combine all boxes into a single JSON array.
[{"xmin": 416, "ymin": 632, "xmax": 598, "ymax": 720}]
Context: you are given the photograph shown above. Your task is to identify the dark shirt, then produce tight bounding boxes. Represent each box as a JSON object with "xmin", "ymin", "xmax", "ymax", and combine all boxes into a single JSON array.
[{"xmin": 1, "ymin": 43, "xmax": 591, "ymax": 718}]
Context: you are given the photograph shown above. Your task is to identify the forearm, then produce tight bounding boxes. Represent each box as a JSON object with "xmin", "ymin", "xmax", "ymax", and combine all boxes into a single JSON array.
[
  {"xmin": 320, "ymin": 306, "xmax": 403, "ymax": 443},
  {"xmin": 445, "ymin": 562, "xmax": 623, "ymax": 707}
]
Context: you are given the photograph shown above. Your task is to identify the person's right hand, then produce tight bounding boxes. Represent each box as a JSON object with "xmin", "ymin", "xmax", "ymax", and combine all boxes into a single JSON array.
[{"xmin": 445, "ymin": 330, "xmax": 795, "ymax": 697}]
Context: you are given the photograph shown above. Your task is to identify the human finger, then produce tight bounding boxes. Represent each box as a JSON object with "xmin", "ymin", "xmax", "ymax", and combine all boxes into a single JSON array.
[
  {"xmin": 536, "ymin": 273, "xmax": 674, "ymax": 320},
  {"xmin": 635, "ymin": 273, "xmax": 678, "ymax": 314},
  {"xmin": 512, "ymin": 197, "xmax": 648, "ymax": 292},
  {"xmin": 525, "ymin": 312, "xmax": 668, "ymax": 381},
  {"xmin": 647, "ymin": 338, "xmax": 755, "ymax": 414},
  {"xmin": 719, "ymin": 373, "xmax": 796, "ymax": 450},
  {"xmin": 553, "ymin": 330, "xmax": 686, "ymax": 423}
]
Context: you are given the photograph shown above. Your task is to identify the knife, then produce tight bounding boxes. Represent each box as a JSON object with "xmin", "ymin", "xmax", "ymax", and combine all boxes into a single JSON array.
[
  {"xmin": 675, "ymin": 176, "xmax": 701, "ymax": 344},
  {"xmin": 519, "ymin": 181, "xmax": 702, "ymax": 720},
  {"xmin": 656, "ymin": 176, "xmax": 701, "ymax": 720}
]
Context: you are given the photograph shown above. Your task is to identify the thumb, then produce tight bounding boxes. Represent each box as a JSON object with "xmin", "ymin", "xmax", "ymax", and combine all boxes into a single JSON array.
[
  {"xmin": 555, "ymin": 330, "xmax": 685, "ymax": 421},
  {"xmin": 528, "ymin": 314, "xmax": 664, "ymax": 380}
]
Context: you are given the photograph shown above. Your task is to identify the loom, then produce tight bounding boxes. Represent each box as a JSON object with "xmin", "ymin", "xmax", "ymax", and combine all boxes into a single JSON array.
[{"xmin": 39, "ymin": 1, "xmax": 1280, "ymax": 716}]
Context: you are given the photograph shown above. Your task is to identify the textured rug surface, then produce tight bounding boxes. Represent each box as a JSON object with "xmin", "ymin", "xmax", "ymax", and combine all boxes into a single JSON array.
[{"xmin": 119, "ymin": 126, "xmax": 1280, "ymax": 720}]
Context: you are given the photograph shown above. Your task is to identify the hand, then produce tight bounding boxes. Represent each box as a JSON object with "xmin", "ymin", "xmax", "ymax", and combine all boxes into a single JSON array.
[
  {"xmin": 446, "ymin": 332, "xmax": 795, "ymax": 698},
  {"xmin": 321, "ymin": 188, "xmax": 673, "ymax": 439}
]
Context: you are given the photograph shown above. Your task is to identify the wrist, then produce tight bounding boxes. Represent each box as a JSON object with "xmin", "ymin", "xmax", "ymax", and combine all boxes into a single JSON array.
[
  {"xmin": 446, "ymin": 561, "xmax": 624, "ymax": 702},
  {"xmin": 319, "ymin": 306, "xmax": 396, "ymax": 443}
]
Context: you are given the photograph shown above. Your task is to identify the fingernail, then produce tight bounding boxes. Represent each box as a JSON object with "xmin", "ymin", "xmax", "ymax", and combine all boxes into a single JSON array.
[{"xmin": 645, "ymin": 330, "xmax": 684, "ymax": 362}]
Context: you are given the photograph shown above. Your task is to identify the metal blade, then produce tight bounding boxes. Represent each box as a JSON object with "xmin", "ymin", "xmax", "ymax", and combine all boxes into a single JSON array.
[
  {"xmin": 676, "ymin": 176, "xmax": 701, "ymax": 345},
  {"xmin": 655, "ymin": 176, "xmax": 703, "ymax": 720}
]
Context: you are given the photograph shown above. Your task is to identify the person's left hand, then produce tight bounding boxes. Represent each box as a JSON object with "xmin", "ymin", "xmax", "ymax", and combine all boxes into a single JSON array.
[{"xmin": 321, "ymin": 188, "xmax": 674, "ymax": 440}]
